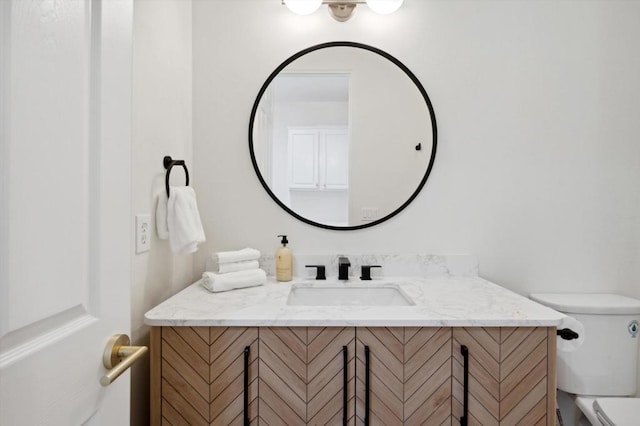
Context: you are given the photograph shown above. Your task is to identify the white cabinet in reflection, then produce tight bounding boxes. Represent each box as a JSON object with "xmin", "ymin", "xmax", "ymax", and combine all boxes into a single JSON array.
[
  {"xmin": 288, "ymin": 128, "xmax": 319, "ymax": 189},
  {"xmin": 288, "ymin": 127, "xmax": 349, "ymax": 190}
]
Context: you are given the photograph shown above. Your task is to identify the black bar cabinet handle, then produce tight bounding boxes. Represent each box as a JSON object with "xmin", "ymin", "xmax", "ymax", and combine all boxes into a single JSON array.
[
  {"xmin": 460, "ymin": 345, "xmax": 469, "ymax": 426},
  {"xmin": 343, "ymin": 345, "xmax": 348, "ymax": 426},
  {"xmin": 244, "ymin": 345, "xmax": 250, "ymax": 426},
  {"xmin": 364, "ymin": 345, "xmax": 370, "ymax": 426}
]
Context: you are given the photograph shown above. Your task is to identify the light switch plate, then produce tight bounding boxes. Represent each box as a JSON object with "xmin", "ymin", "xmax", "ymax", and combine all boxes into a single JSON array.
[{"xmin": 135, "ymin": 214, "xmax": 151, "ymax": 254}]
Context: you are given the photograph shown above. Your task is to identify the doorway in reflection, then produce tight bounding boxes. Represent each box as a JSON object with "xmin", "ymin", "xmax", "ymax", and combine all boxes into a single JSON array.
[{"xmin": 257, "ymin": 73, "xmax": 351, "ymax": 226}]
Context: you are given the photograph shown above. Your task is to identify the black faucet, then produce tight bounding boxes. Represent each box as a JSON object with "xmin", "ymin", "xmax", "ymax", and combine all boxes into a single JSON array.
[{"xmin": 338, "ymin": 256, "xmax": 351, "ymax": 280}]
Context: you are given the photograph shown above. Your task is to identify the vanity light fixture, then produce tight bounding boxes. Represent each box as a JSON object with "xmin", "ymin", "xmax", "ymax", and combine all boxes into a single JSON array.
[
  {"xmin": 282, "ymin": 0, "xmax": 323, "ymax": 15},
  {"xmin": 282, "ymin": 0, "xmax": 403, "ymax": 22}
]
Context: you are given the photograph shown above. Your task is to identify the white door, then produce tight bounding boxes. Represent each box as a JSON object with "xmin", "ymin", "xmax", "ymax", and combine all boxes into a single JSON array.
[
  {"xmin": 0, "ymin": 0, "xmax": 133, "ymax": 424},
  {"xmin": 321, "ymin": 129, "xmax": 349, "ymax": 190},
  {"xmin": 289, "ymin": 129, "xmax": 319, "ymax": 189}
]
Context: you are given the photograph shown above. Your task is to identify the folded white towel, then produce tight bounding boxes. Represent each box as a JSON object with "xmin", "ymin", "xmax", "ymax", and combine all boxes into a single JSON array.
[
  {"xmin": 206, "ymin": 259, "xmax": 260, "ymax": 274},
  {"xmin": 211, "ymin": 248, "xmax": 261, "ymax": 264},
  {"xmin": 166, "ymin": 186, "xmax": 206, "ymax": 255},
  {"xmin": 201, "ymin": 269, "xmax": 266, "ymax": 293},
  {"xmin": 156, "ymin": 190, "xmax": 169, "ymax": 240}
]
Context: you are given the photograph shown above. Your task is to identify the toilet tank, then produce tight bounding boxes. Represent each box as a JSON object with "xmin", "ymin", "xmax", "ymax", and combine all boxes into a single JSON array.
[{"xmin": 530, "ymin": 293, "xmax": 640, "ymax": 396}]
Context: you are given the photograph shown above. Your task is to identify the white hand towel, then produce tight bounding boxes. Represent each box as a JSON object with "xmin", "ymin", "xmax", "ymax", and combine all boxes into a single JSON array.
[
  {"xmin": 210, "ymin": 248, "xmax": 261, "ymax": 264},
  {"xmin": 206, "ymin": 259, "xmax": 260, "ymax": 274},
  {"xmin": 201, "ymin": 269, "xmax": 266, "ymax": 293},
  {"xmin": 167, "ymin": 186, "xmax": 206, "ymax": 255},
  {"xmin": 156, "ymin": 190, "xmax": 169, "ymax": 240}
]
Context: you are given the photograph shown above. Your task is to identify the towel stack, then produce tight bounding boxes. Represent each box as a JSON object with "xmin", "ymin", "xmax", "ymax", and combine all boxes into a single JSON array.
[{"xmin": 201, "ymin": 248, "xmax": 266, "ymax": 293}]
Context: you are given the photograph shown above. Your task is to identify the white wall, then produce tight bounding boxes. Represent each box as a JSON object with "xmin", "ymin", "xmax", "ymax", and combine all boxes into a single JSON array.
[
  {"xmin": 131, "ymin": 1, "xmax": 194, "ymax": 424},
  {"xmin": 344, "ymin": 48, "xmax": 432, "ymax": 225},
  {"xmin": 193, "ymin": 0, "xmax": 640, "ymax": 299}
]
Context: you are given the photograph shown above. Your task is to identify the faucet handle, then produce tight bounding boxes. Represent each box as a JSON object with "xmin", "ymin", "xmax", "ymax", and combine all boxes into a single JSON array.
[
  {"xmin": 360, "ymin": 265, "xmax": 381, "ymax": 280},
  {"xmin": 305, "ymin": 265, "xmax": 326, "ymax": 280},
  {"xmin": 338, "ymin": 256, "xmax": 351, "ymax": 266}
]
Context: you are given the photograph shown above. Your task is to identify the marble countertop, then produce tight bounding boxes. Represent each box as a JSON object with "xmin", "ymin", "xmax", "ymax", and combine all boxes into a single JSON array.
[{"xmin": 144, "ymin": 276, "xmax": 564, "ymax": 327}]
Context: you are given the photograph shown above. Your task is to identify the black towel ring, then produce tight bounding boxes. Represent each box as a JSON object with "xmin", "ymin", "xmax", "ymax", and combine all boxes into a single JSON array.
[{"xmin": 163, "ymin": 155, "xmax": 189, "ymax": 197}]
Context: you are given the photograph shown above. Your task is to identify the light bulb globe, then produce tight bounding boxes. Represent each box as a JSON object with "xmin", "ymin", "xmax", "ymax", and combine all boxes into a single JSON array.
[
  {"xmin": 365, "ymin": 0, "xmax": 404, "ymax": 15},
  {"xmin": 284, "ymin": 0, "xmax": 323, "ymax": 16}
]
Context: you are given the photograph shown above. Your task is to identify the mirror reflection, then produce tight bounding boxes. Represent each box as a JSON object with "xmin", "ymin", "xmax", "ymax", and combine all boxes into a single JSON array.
[{"xmin": 250, "ymin": 42, "xmax": 437, "ymax": 230}]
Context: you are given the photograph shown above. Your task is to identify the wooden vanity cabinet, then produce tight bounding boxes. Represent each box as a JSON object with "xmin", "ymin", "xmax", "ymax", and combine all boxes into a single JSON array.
[{"xmin": 151, "ymin": 326, "xmax": 555, "ymax": 426}]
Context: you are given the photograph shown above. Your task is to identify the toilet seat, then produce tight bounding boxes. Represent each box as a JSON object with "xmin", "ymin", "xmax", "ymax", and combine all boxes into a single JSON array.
[
  {"xmin": 575, "ymin": 396, "xmax": 601, "ymax": 425},
  {"xmin": 572, "ymin": 395, "xmax": 640, "ymax": 426},
  {"xmin": 593, "ymin": 397, "xmax": 640, "ymax": 426}
]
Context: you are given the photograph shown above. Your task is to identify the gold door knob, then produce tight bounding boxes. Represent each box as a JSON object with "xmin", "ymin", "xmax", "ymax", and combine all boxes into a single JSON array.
[{"xmin": 100, "ymin": 334, "xmax": 148, "ymax": 387}]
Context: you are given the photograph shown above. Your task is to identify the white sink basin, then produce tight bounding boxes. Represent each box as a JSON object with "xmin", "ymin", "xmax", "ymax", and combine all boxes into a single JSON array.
[{"xmin": 287, "ymin": 283, "xmax": 415, "ymax": 306}]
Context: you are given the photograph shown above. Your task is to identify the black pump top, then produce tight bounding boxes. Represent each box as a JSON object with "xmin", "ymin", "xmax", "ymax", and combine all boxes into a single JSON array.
[{"xmin": 278, "ymin": 234, "xmax": 288, "ymax": 246}]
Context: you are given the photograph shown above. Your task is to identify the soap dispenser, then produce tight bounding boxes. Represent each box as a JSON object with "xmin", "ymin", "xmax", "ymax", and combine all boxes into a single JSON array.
[{"xmin": 276, "ymin": 235, "xmax": 292, "ymax": 282}]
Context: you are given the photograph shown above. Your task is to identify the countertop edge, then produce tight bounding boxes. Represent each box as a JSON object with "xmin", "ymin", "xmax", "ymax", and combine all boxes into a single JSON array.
[
  {"xmin": 144, "ymin": 277, "xmax": 566, "ymax": 328},
  {"xmin": 144, "ymin": 317, "xmax": 563, "ymax": 328}
]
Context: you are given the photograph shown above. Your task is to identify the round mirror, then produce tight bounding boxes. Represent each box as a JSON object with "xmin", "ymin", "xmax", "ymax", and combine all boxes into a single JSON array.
[{"xmin": 249, "ymin": 42, "xmax": 437, "ymax": 230}]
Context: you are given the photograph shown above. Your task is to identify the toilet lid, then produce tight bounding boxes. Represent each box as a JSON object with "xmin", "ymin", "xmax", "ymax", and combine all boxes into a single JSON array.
[
  {"xmin": 529, "ymin": 293, "xmax": 640, "ymax": 314},
  {"xmin": 593, "ymin": 398, "xmax": 640, "ymax": 426}
]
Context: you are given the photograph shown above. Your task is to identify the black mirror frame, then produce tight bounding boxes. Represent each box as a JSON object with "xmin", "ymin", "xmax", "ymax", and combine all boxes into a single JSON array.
[{"xmin": 248, "ymin": 41, "xmax": 437, "ymax": 231}]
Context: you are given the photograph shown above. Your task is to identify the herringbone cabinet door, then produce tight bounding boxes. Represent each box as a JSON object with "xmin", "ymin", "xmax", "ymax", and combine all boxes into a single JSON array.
[
  {"xmin": 452, "ymin": 327, "xmax": 555, "ymax": 426},
  {"xmin": 257, "ymin": 327, "xmax": 356, "ymax": 426},
  {"xmin": 307, "ymin": 327, "xmax": 356, "ymax": 425},
  {"xmin": 210, "ymin": 327, "xmax": 259, "ymax": 425},
  {"xmin": 356, "ymin": 327, "xmax": 405, "ymax": 425},
  {"xmin": 498, "ymin": 328, "xmax": 552, "ymax": 426},
  {"xmin": 356, "ymin": 327, "xmax": 454, "ymax": 426},
  {"xmin": 404, "ymin": 327, "xmax": 453, "ymax": 425},
  {"xmin": 157, "ymin": 326, "xmax": 259, "ymax": 425},
  {"xmin": 258, "ymin": 327, "xmax": 308, "ymax": 425}
]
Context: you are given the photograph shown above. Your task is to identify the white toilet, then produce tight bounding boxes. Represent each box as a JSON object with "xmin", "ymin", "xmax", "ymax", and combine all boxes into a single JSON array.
[{"xmin": 530, "ymin": 293, "xmax": 640, "ymax": 426}]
